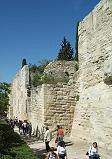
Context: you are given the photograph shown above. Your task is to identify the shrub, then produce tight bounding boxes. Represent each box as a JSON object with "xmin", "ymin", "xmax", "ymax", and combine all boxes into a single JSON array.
[
  {"xmin": 0, "ymin": 122, "xmax": 23, "ymax": 151},
  {"xmin": 32, "ymin": 74, "xmax": 43, "ymax": 87}
]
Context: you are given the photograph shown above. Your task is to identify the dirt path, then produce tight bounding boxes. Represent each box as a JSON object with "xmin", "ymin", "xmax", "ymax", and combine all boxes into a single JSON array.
[
  {"xmin": 26, "ymin": 136, "xmax": 111, "ymax": 159},
  {"xmin": 15, "ymin": 127, "xmax": 111, "ymax": 159},
  {"xmin": 27, "ymin": 137, "xmax": 88, "ymax": 159}
]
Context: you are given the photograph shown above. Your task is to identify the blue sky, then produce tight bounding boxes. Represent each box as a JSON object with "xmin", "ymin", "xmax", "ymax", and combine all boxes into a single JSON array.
[{"xmin": 0, "ymin": 0, "xmax": 100, "ymax": 83}]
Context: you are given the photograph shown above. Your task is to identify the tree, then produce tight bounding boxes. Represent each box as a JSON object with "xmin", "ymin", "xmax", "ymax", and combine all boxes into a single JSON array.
[
  {"xmin": 0, "ymin": 82, "xmax": 11, "ymax": 113},
  {"xmin": 57, "ymin": 37, "xmax": 74, "ymax": 61},
  {"xmin": 29, "ymin": 59, "xmax": 51, "ymax": 74},
  {"xmin": 22, "ymin": 58, "xmax": 27, "ymax": 68},
  {"xmin": 75, "ymin": 22, "xmax": 79, "ymax": 61}
]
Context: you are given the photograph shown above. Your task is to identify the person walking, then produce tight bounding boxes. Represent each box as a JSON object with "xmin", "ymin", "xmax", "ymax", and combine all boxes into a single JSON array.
[
  {"xmin": 44, "ymin": 126, "xmax": 52, "ymax": 152},
  {"xmin": 45, "ymin": 147, "xmax": 58, "ymax": 159},
  {"xmin": 57, "ymin": 125, "xmax": 64, "ymax": 146},
  {"xmin": 57, "ymin": 141, "xmax": 67, "ymax": 159},
  {"xmin": 22, "ymin": 120, "xmax": 27, "ymax": 135},
  {"xmin": 28, "ymin": 122, "xmax": 32, "ymax": 137}
]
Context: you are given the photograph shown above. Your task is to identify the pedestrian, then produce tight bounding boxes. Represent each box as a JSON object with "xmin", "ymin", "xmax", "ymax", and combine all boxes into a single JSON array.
[
  {"xmin": 57, "ymin": 141, "xmax": 67, "ymax": 159},
  {"xmin": 57, "ymin": 125, "xmax": 64, "ymax": 146},
  {"xmin": 22, "ymin": 120, "xmax": 27, "ymax": 135},
  {"xmin": 18, "ymin": 120, "xmax": 23, "ymax": 133},
  {"xmin": 28, "ymin": 122, "xmax": 32, "ymax": 137},
  {"xmin": 86, "ymin": 142, "xmax": 100, "ymax": 159},
  {"xmin": 44, "ymin": 126, "xmax": 52, "ymax": 152},
  {"xmin": 45, "ymin": 147, "xmax": 58, "ymax": 159}
]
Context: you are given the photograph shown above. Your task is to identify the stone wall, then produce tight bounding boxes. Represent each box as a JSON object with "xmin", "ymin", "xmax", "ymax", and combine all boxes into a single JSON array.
[
  {"xmin": 8, "ymin": 1, "xmax": 112, "ymax": 157},
  {"xmin": 29, "ymin": 61, "xmax": 78, "ymax": 134},
  {"xmin": 44, "ymin": 61, "xmax": 77, "ymax": 79},
  {"xmin": 29, "ymin": 85, "xmax": 45, "ymax": 133},
  {"xmin": 9, "ymin": 65, "xmax": 29, "ymax": 120},
  {"xmin": 71, "ymin": 0, "xmax": 112, "ymax": 153},
  {"xmin": 9, "ymin": 61, "xmax": 77, "ymax": 135},
  {"xmin": 29, "ymin": 82, "xmax": 77, "ymax": 134},
  {"xmin": 43, "ymin": 82, "xmax": 77, "ymax": 134}
]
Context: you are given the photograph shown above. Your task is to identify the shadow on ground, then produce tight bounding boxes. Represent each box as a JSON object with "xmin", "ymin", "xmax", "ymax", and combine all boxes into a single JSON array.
[
  {"xmin": 32, "ymin": 148, "xmax": 47, "ymax": 159},
  {"xmin": 65, "ymin": 141, "xmax": 73, "ymax": 147},
  {"xmin": 22, "ymin": 136, "xmax": 44, "ymax": 144}
]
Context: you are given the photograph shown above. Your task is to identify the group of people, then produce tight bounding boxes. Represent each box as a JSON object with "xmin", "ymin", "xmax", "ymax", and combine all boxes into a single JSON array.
[
  {"xmin": 9, "ymin": 118, "xmax": 32, "ymax": 137},
  {"xmin": 44, "ymin": 125, "xmax": 100, "ymax": 159},
  {"xmin": 9, "ymin": 119, "xmax": 100, "ymax": 159},
  {"xmin": 44, "ymin": 125, "xmax": 67, "ymax": 159}
]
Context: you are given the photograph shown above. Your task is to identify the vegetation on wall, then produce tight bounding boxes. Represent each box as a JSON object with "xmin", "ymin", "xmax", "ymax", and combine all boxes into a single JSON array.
[
  {"xmin": 29, "ymin": 59, "xmax": 51, "ymax": 74},
  {"xmin": 0, "ymin": 82, "xmax": 11, "ymax": 113},
  {"xmin": 57, "ymin": 37, "xmax": 74, "ymax": 61},
  {"xmin": 31, "ymin": 73, "xmax": 69, "ymax": 87}
]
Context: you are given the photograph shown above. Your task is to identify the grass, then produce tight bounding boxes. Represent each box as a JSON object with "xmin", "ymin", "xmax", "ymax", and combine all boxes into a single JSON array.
[
  {"xmin": 0, "ymin": 119, "xmax": 37, "ymax": 159},
  {"xmin": 0, "ymin": 119, "xmax": 7, "ymax": 124},
  {"xmin": 12, "ymin": 143, "xmax": 37, "ymax": 159}
]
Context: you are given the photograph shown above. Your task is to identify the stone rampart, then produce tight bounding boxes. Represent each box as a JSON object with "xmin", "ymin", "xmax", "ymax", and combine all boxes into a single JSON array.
[
  {"xmin": 9, "ymin": 65, "xmax": 29, "ymax": 120},
  {"xmin": 71, "ymin": 0, "xmax": 112, "ymax": 154}
]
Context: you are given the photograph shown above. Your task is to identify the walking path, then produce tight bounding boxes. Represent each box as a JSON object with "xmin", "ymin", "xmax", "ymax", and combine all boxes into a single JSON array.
[
  {"xmin": 26, "ymin": 137, "xmax": 85, "ymax": 159},
  {"xmin": 25, "ymin": 136, "xmax": 111, "ymax": 159},
  {"xmin": 15, "ymin": 127, "xmax": 111, "ymax": 159}
]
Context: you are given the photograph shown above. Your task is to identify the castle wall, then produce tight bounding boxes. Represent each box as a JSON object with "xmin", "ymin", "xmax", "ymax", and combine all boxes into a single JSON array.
[
  {"xmin": 9, "ymin": 61, "xmax": 77, "ymax": 135},
  {"xmin": 29, "ymin": 82, "xmax": 77, "ymax": 134},
  {"xmin": 9, "ymin": 65, "xmax": 29, "ymax": 120},
  {"xmin": 43, "ymin": 82, "xmax": 77, "ymax": 134},
  {"xmin": 29, "ymin": 61, "xmax": 78, "ymax": 134},
  {"xmin": 29, "ymin": 85, "xmax": 45, "ymax": 134},
  {"xmin": 71, "ymin": 0, "xmax": 112, "ymax": 155},
  {"xmin": 44, "ymin": 61, "xmax": 77, "ymax": 79}
]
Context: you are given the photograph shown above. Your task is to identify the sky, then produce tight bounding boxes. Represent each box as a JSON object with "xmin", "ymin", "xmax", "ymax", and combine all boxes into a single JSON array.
[{"xmin": 0, "ymin": 0, "xmax": 100, "ymax": 83}]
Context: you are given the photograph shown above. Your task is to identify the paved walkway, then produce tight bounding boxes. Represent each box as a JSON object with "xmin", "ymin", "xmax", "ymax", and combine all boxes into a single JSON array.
[
  {"xmin": 14, "ymin": 127, "xmax": 111, "ymax": 159},
  {"xmin": 27, "ymin": 137, "xmax": 89, "ymax": 159},
  {"xmin": 26, "ymin": 136, "xmax": 111, "ymax": 159}
]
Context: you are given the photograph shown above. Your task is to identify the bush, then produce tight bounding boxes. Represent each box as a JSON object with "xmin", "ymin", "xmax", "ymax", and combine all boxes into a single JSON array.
[
  {"xmin": 32, "ymin": 74, "xmax": 43, "ymax": 87},
  {"xmin": 29, "ymin": 59, "xmax": 51, "ymax": 74},
  {"xmin": 41, "ymin": 74, "xmax": 55, "ymax": 84},
  {"xmin": 0, "ymin": 122, "xmax": 23, "ymax": 151}
]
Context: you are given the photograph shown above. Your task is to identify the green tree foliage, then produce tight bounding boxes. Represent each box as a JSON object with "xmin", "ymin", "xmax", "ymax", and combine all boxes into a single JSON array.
[
  {"xmin": 0, "ymin": 82, "xmax": 11, "ymax": 112},
  {"xmin": 29, "ymin": 64, "xmax": 38, "ymax": 73},
  {"xmin": 57, "ymin": 37, "xmax": 74, "ymax": 61},
  {"xmin": 32, "ymin": 74, "xmax": 43, "ymax": 87},
  {"xmin": 41, "ymin": 74, "xmax": 55, "ymax": 84},
  {"xmin": 38, "ymin": 59, "xmax": 50, "ymax": 73},
  {"xmin": 75, "ymin": 22, "xmax": 79, "ymax": 61},
  {"xmin": 22, "ymin": 58, "xmax": 27, "ymax": 68},
  {"xmin": 0, "ymin": 124, "xmax": 22, "ymax": 151},
  {"xmin": 29, "ymin": 59, "xmax": 50, "ymax": 74}
]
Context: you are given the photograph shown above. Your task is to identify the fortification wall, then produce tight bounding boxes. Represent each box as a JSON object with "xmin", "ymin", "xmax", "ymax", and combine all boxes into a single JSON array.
[
  {"xmin": 9, "ymin": 61, "xmax": 77, "ymax": 135},
  {"xmin": 9, "ymin": 65, "xmax": 29, "ymax": 120},
  {"xmin": 29, "ymin": 61, "xmax": 78, "ymax": 134},
  {"xmin": 44, "ymin": 61, "xmax": 77, "ymax": 79},
  {"xmin": 29, "ymin": 82, "xmax": 77, "ymax": 134},
  {"xmin": 29, "ymin": 85, "xmax": 45, "ymax": 134},
  {"xmin": 71, "ymin": 0, "xmax": 112, "ymax": 155},
  {"xmin": 43, "ymin": 82, "xmax": 77, "ymax": 134}
]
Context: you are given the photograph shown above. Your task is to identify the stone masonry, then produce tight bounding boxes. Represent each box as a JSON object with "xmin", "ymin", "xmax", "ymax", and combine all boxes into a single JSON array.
[
  {"xmin": 9, "ymin": 65, "xmax": 30, "ymax": 120},
  {"xmin": 71, "ymin": 0, "xmax": 112, "ymax": 153},
  {"xmin": 9, "ymin": 0, "xmax": 112, "ymax": 158},
  {"xmin": 9, "ymin": 61, "xmax": 78, "ymax": 135}
]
